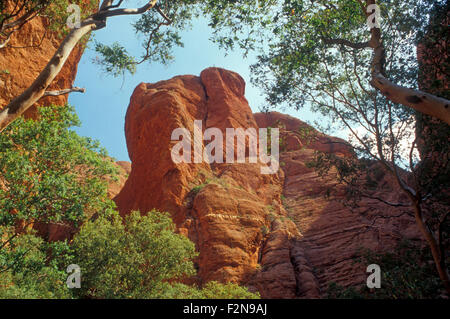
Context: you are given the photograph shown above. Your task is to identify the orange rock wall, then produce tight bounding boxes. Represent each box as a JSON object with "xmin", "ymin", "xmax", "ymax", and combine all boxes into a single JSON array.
[
  {"xmin": 0, "ymin": 2, "xmax": 93, "ymax": 117},
  {"xmin": 115, "ymin": 68, "xmax": 420, "ymax": 298}
]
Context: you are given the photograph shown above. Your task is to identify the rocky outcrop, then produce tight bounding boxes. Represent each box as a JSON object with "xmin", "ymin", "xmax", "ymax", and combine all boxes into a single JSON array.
[
  {"xmin": 256, "ymin": 111, "xmax": 420, "ymax": 294},
  {"xmin": 0, "ymin": 2, "xmax": 95, "ymax": 117},
  {"xmin": 415, "ymin": 5, "xmax": 450, "ymax": 220},
  {"xmin": 416, "ymin": 5, "xmax": 449, "ymax": 160},
  {"xmin": 107, "ymin": 161, "xmax": 131, "ymax": 199},
  {"xmin": 115, "ymin": 67, "xmax": 420, "ymax": 298},
  {"xmin": 115, "ymin": 69, "xmax": 297, "ymax": 296}
]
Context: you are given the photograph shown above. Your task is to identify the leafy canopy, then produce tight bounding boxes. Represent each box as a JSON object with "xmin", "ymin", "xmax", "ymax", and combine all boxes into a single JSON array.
[
  {"xmin": 0, "ymin": 105, "xmax": 118, "ymax": 229},
  {"xmin": 0, "ymin": 229, "xmax": 73, "ymax": 298},
  {"xmin": 92, "ymin": 0, "xmax": 203, "ymax": 77},
  {"xmin": 72, "ymin": 210, "xmax": 259, "ymax": 299}
]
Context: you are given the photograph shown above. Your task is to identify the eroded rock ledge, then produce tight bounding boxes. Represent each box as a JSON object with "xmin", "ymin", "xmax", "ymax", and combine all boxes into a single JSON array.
[{"xmin": 115, "ymin": 67, "xmax": 420, "ymax": 298}]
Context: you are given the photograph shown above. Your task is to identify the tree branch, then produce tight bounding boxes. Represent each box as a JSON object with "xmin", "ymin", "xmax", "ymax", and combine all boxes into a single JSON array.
[
  {"xmin": 0, "ymin": 0, "xmax": 160, "ymax": 132},
  {"xmin": 96, "ymin": 0, "xmax": 158, "ymax": 19},
  {"xmin": 42, "ymin": 87, "xmax": 86, "ymax": 97},
  {"xmin": 155, "ymin": 4, "xmax": 172, "ymax": 24},
  {"xmin": 322, "ymin": 0, "xmax": 450, "ymax": 125},
  {"xmin": 0, "ymin": 32, "xmax": 12, "ymax": 49},
  {"xmin": 322, "ymin": 37, "xmax": 370, "ymax": 49},
  {"xmin": 360, "ymin": 192, "xmax": 410, "ymax": 207},
  {"xmin": 366, "ymin": 2, "xmax": 450, "ymax": 125},
  {"xmin": 370, "ymin": 74, "xmax": 450, "ymax": 125}
]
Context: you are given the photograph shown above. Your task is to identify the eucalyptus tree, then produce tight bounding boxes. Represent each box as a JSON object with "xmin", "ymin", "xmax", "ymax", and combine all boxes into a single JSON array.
[
  {"xmin": 0, "ymin": 0, "xmax": 283, "ymax": 132},
  {"xmin": 207, "ymin": 0, "xmax": 450, "ymax": 125},
  {"xmin": 207, "ymin": 0, "xmax": 450, "ymax": 293},
  {"xmin": 0, "ymin": 0, "xmax": 212, "ymax": 132}
]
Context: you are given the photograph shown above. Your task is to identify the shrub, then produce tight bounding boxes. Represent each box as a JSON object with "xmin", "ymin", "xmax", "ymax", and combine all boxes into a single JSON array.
[
  {"xmin": 0, "ymin": 105, "xmax": 118, "ymax": 229},
  {"xmin": 0, "ymin": 228, "xmax": 73, "ymax": 298},
  {"xmin": 0, "ymin": 105, "xmax": 117, "ymax": 298},
  {"xmin": 326, "ymin": 240, "xmax": 445, "ymax": 299},
  {"xmin": 72, "ymin": 210, "xmax": 259, "ymax": 299}
]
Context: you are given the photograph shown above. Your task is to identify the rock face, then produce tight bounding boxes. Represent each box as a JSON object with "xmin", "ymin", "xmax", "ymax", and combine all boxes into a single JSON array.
[
  {"xmin": 115, "ymin": 67, "xmax": 420, "ymax": 298},
  {"xmin": 0, "ymin": 3, "xmax": 129, "ymax": 242},
  {"xmin": 115, "ymin": 69, "xmax": 296, "ymax": 295},
  {"xmin": 257, "ymin": 112, "xmax": 420, "ymax": 295},
  {"xmin": 107, "ymin": 161, "xmax": 132, "ymax": 199},
  {"xmin": 416, "ymin": 7, "xmax": 449, "ymax": 160}
]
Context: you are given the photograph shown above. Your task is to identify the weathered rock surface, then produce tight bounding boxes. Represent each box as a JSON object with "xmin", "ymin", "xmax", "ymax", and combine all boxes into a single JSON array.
[
  {"xmin": 115, "ymin": 69, "xmax": 296, "ymax": 296},
  {"xmin": 0, "ymin": 2, "xmax": 94, "ymax": 117},
  {"xmin": 115, "ymin": 67, "xmax": 421, "ymax": 298},
  {"xmin": 256, "ymin": 112, "xmax": 420, "ymax": 295},
  {"xmin": 107, "ymin": 161, "xmax": 132, "ymax": 199}
]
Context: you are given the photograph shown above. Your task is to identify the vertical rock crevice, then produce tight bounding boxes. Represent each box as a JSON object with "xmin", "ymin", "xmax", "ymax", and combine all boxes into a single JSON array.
[{"xmin": 115, "ymin": 68, "xmax": 420, "ymax": 298}]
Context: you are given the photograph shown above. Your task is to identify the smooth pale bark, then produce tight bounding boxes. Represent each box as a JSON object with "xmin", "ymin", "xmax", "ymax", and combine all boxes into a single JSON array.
[
  {"xmin": 362, "ymin": 0, "xmax": 450, "ymax": 125},
  {"xmin": 323, "ymin": 36, "xmax": 450, "ymax": 125},
  {"xmin": 43, "ymin": 87, "xmax": 86, "ymax": 96},
  {"xmin": 365, "ymin": 5, "xmax": 450, "ymax": 125},
  {"xmin": 0, "ymin": 22, "xmax": 97, "ymax": 132},
  {"xmin": 366, "ymin": 0, "xmax": 450, "ymax": 294},
  {"xmin": 371, "ymin": 74, "xmax": 450, "ymax": 125},
  {"xmin": 0, "ymin": 0, "xmax": 158, "ymax": 132}
]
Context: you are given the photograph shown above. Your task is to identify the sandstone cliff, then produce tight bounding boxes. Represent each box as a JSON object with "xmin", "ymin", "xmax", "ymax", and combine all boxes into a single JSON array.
[
  {"xmin": 0, "ymin": 2, "xmax": 132, "ymax": 241},
  {"xmin": 0, "ymin": 2, "xmax": 93, "ymax": 117},
  {"xmin": 115, "ymin": 67, "xmax": 421, "ymax": 298}
]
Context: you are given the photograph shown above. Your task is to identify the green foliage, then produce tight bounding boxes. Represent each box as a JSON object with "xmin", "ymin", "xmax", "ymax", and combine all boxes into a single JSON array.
[
  {"xmin": 44, "ymin": 0, "xmax": 98, "ymax": 37},
  {"xmin": 94, "ymin": 0, "xmax": 204, "ymax": 76},
  {"xmin": 191, "ymin": 173, "xmax": 230, "ymax": 195},
  {"xmin": 0, "ymin": 105, "xmax": 117, "ymax": 298},
  {"xmin": 199, "ymin": 281, "xmax": 260, "ymax": 299},
  {"xmin": 326, "ymin": 240, "xmax": 445, "ymax": 299},
  {"xmin": 229, "ymin": 0, "xmax": 437, "ymax": 111},
  {"xmin": 191, "ymin": 183, "xmax": 207, "ymax": 195},
  {"xmin": 0, "ymin": 105, "xmax": 118, "ymax": 229},
  {"xmin": 206, "ymin": 0, "xmax": 441, "ymax": 164},
  {"xmin": 93, "ymin": 41, "xmax": 137, "ymax": 77},
  {"xmin": 0, "ymin": 0, "xmax": 98, "ymax": 39},
  {"xmin": 0, "ymin": 228, "xmax": 73, "ymax": 298},
  {"xmin": 72, "ymin": 210, "xmax": 197, "ymax": 298},
  {"xmin": 148, "ymin": 281, "xmax": 259, "ymax": 299},
  {"xmin": 0, "ymin": 108, "xmax": 257, "ymax": 298},
  {"xmin": 71, "ymin": 210, "xmax": 259, "ymax": 299},
  {"xmin": 203, "ymin": 0, "xmax": 275, "ymax": 56},
  {"xmin": 307, "ymin": 151, "xmax": 361, "ymax": 185}
]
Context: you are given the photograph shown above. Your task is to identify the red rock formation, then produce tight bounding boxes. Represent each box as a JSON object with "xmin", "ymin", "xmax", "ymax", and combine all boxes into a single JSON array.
[
  {"xmin": 0, "ymin": 1, "xmax": 95, "ymax": 117},
  {"xmin": 107, "ymin": 161, "xmax": 131, "ymax": 199},
  {"xmin": 415, "ymin": 6, "xmax": 449, "ymax": 160},
  {"xmin": 256, "ymin": 112, "xmax": 420, "ymax": 295},
  {"xmin": 115, "ymin": 67, "xmax": 420, "ymax": 298}
]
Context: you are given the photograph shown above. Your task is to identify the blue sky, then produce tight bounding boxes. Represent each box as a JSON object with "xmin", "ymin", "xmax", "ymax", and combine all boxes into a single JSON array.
[{"xmin": 69, "ymin": 13, "xmax": 319, "ymax": 162}]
